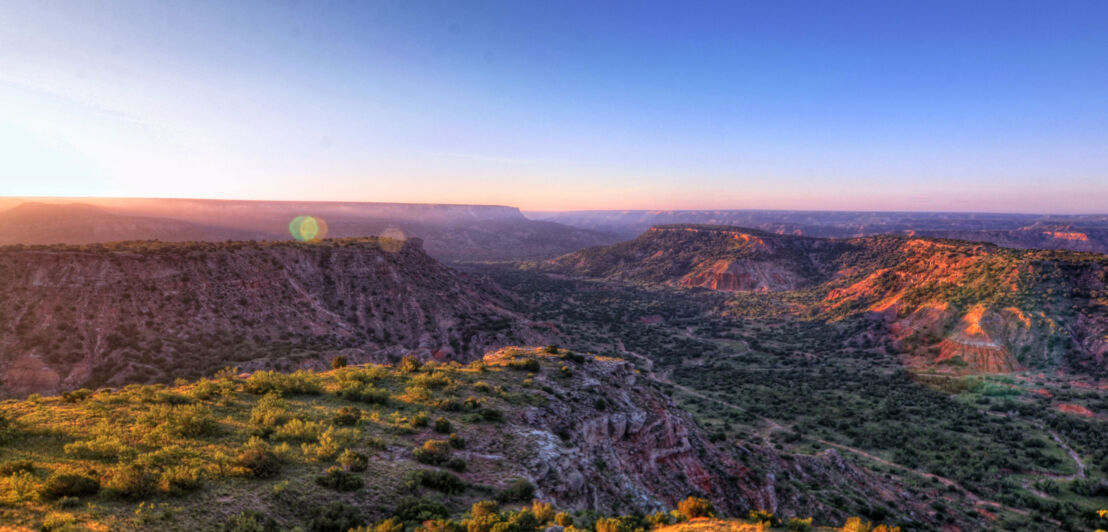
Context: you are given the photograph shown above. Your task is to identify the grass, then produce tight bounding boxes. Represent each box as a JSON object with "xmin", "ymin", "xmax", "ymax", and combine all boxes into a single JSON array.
[{"xmin": 0, "ymin": 350, "xmax": 555, "ymax": 530}]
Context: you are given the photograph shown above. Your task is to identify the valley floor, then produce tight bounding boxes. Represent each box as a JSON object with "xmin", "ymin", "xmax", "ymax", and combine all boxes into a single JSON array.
[{"xmin": 479, "ymin": 267, "xmax": 1108, "ymax": 531}]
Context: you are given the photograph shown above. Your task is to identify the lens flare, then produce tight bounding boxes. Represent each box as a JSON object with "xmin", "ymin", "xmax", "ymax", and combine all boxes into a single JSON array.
[
  {"xmin": 379, "ymin": 227, "xmax": 406, "ymax": 252},
  {"xmin": 289, "ymin": 215, "xmax": 328, "ymax": 242}
]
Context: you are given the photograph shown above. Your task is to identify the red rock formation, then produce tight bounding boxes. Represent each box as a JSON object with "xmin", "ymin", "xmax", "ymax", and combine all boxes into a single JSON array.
[
  {"xmin": 491, "ymin": 349, "xmax": 950, "ymax": 526},
  {"xmin": 1057, "ymin": 403, "xmax": 1094, "ymax": 417},
  {"xmin": 0, "ymin": 239, "xmax": 543, "ymax": 397}
]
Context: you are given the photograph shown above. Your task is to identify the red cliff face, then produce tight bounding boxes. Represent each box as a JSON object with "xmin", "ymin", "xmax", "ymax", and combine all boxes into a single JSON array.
[
  {"xmin": 0, "ymin": 239, "xmax": 542, "ymax": 397},
  {"xmin": 677, "ymin": 259, "xmax": 806, "ymax": 292},
  {"xmin": 553, "ymin": 225, "xmax": 1108, "ymax": 377},
  {"xmin": 492, "ymin": 349, "xmax": 951, "ymax": 526},
  {"xmin": 1045, "ymin": 231, "xmax": 1090, "ymax": 242},
  {"xmin": 547, "ymin": 225, "xmax": 842, "ymax": 293}
]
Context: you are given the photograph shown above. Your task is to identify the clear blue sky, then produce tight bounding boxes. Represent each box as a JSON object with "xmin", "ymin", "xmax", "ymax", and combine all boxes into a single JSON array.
[{"xmin": 1, "ymin": 0, "xmax": 1106, "ymax": 212}]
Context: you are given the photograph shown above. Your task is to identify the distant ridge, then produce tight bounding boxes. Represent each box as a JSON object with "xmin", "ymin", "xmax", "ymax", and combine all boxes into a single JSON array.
[
  {"xmin": 529, "ymin": 209, "xmax": 1108, "ymax": 252},
  {"xmin": 0, "ymin": 202, "xmax": 265, "ymax": 245},
  {"xmin": 0, "ymin": 198, "xmax": 620, "ymax": 261}
]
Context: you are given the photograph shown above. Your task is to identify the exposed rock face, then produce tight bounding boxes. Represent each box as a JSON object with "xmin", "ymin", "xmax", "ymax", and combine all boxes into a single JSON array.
[
  {"xmin": 545, "ymin": 225, "xmax": 847, "ymax": 292},
  {"xmin": 492, "ymin": 351, "xmax": 964, "ymax": 528},
  {"xmin": 824, "ymin": 238, "xmax": 1108, "ymax": 376},
  {"xmin": 1, "ymin": 353, "xmax": 61, "ymax": 397},
  {"xmin": 0, "ymin": 239, "xmax": 542, "ymax": 396},
  {"xmin": 550, "ymin": 225, "xmax": 1108, "ymax": 376},
  {"xmin": 916, "ymin": 225, "xmax": 1108, "ymax": 254}
]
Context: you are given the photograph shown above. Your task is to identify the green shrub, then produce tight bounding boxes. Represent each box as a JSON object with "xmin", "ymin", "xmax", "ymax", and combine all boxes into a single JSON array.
[
  {"xmin": 0, "ymin": 460, "xmax": 34, "ymax": 476},
  {"xmin": 302, "ymin": 427, "xmax": 360, "ymax": 462},
  {"xmin": 508, "ymin": 358, "xmax": 540, "ymax": 372},
  {"xmin": 190, "ymin": 379, "xmax": 225, "ymax": 401},
  {"xmin": 244, "ymin": 370, "xmax": 323, "ymax": 396},
  {"xmin": 544, "ymin": 345, "xmax": 559, "ymax": 354},
  {"xmin": 0, "ymin": 415, "xmax": 17, "ymax": 444},
  {"xmin": 60, "ymin": 389, "xmax": 94, "ymax": 403},
  {"xmin": 677, "ymin": 497, "xmax": 714, "ymax": 519},
  {"xmin": 595, "ymin": 517, "xmax": 634, "ymax": 532},
  {"xmin": 398, "ymin": 355, "xmax": 422, "ymax": 373},
  {"xmin": 307, "ymin": 501, "xmax": 364, "ymax": 532},
  {"xmin": 64, "ymin": 434, "xmax": 131, "ymax": 462},
  {"xmin": 407, "ymin": 469, "xmax": 466, "ymax": 494},
  {"xmin": 106, "ymin": 464, "xmax": 157, "ymax": 499},
  {"xmin": 645, "ymin": 511, "xmax": 671, "ymax": 527},
  {"xmin": 159, "ymin": 465, "xmax": 203, "ymax": 494},
  {"xmin": 433, "ymin": 417, "xmax": 452, "ymax": 434},
  {"xmin": 478, "ymin": 408, "xmax": 504, "ymax": 422},
  {"xmin": 38, "ymin": 473, "xmax": 100, "ymax": 500},
  {"xmin": 445, "ymin": 458, "xmax": 466, "ymax": 472},
  {"xmin": 470, "ymin": 500, "xmax": 499, "ymax": 517},
  {"xmin": 250, "ymin": 392, "xmax": 290, "ymax": 432},
  {"xmin": 337, "ymin": 383, "xmax": 390, "ymax": 404},
  {"xmin": 332, "ymin": 406, "xmax": 362, "ymax": 426},
  {"xmin": 448, "ymin": 433, "xmax": 466, "ymax": 449},
  {"xmin": 155, "ymin": 390, "xmax": 194, "ymax": 404},
  {"xmin": 412, "ymin": 371, "xmax": 453, "ymax": 390},
  {"xmin": 409, "ymin": 519, "xmax": 463, "ymax": 532},
  {"xmin": 748, "ymin": 510, "xmax": 779, "ymax": 526},
  {"xmin": 332, "ymin": 356, "xmax": 348, "ymax": 369},
  {"xmin": 495, "ymin": 478, "xmax": 535, "ymax": 503},
  {"xmin": 40, "ymin": 511, "xmax": 79, "ymax": 532},
  {"xmin": 338, "ymin": 449, "xmax": 368, "ymax": 472},
  {"xmin": 235, "ymin": 437, "xmax": 282, "ymax": 478},
  {"xmin": 562, "ymin": 351, "xmax": 585, "ymax": 364},
  {"xmin": 786, "ymin": 517, "xmax": 813, "ymax": 532},
  {"xmin": 163, "ymin": 404, "xmax": 219, "ymax": 437},
  {"xmin": 223, "ymin": 510, "xmax": 279, "ymax": 532},
  {"xmin": 357, "ymin": 518, "xmax": 404, "ymax": 532},
  {"xmin": 394, "ymin": 497, "xmax": 449, "ymax": 522},
  {"xmin": 531, "ymin": 500, "xmax": 555, "ymax": 524},
  {"xmin": 315, "ymin": 466, "xmax": 364, "ymax": 492},
  {"xmin": 413, "ymin": 439, "xmax": 452, "ymax": 466},
  {"xmin": 273, "ymin": 418, "xmax": 321, "ymax": 443},
  {"xmin": 410, "ymin": 411, "xmax": 430, "ymax": 428},
  {"xmin": 337, "ymin": 365, "xmax": 389, "ymax": 384}
]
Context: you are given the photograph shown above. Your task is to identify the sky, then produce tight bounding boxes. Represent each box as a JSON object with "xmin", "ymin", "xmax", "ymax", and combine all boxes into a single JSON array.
[{"xmin": 1, "ymin": 0, "xmax": 1106, "ymax": 213}]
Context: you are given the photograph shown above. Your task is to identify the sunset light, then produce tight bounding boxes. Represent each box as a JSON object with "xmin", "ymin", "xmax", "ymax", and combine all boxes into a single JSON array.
[{"xmin": 1, "ymin": 2, "xmax": 1106, "ymax": 531}]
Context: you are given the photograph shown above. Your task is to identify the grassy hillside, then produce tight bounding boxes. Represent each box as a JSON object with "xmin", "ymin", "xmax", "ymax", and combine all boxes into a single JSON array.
[{"xmin": 4, "ymin": 347, "xmax": 896, "ymax": 532}]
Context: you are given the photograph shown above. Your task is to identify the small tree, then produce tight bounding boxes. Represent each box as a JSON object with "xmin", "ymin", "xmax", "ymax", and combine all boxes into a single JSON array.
[
  {"xmin": 332, "ymin": 356, "xmax": 348, "ymax": 369},
  {"xmin": 433, "ymin": 417, "xmax": 452, "ymax": 434},
  {"xmin": 399, "ymin": 355, "xmax": 422, "ymax": 373},
  {"xmin": 677, "ymin": 496, "xmax": 715, "ymax": 519}
]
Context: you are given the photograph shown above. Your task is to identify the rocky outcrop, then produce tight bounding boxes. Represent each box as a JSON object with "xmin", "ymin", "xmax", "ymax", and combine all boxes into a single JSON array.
[
  {"xmin": 548, "ymin": 224, "xmax": 1108, "ymax": 376},
  {"xmin": 487, "ymin": 350, "xmax": 960, "ymax": 528},
  {"xmin": 544, "ymin": 225, "xmax": 847, "ymax": 292},
  {"xmin": 0, "ymin": 239, "xmax": 543, "ymax": 396}
]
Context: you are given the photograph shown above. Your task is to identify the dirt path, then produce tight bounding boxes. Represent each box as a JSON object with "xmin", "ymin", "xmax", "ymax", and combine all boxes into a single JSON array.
[
  {"xmin": 615, "ymin": 342, "xmax": 1031, "ymax": 518},
  {"xmin": 1046, "ymin": 429, "xmax": 1086, "ymax": 480},
  {"xmin": 617, "ymin": 342, "xmax": 784, "ymax": 438}
]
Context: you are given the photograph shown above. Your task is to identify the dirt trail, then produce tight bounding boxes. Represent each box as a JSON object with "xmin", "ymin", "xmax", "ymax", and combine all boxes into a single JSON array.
[
  {"xmin": 615, "ymin": 342, "xmax": 1031, "ymax": 518},
  {"xmin": 1046, "ymin": 429, "xmax": 1086, "ymax": 480}
]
